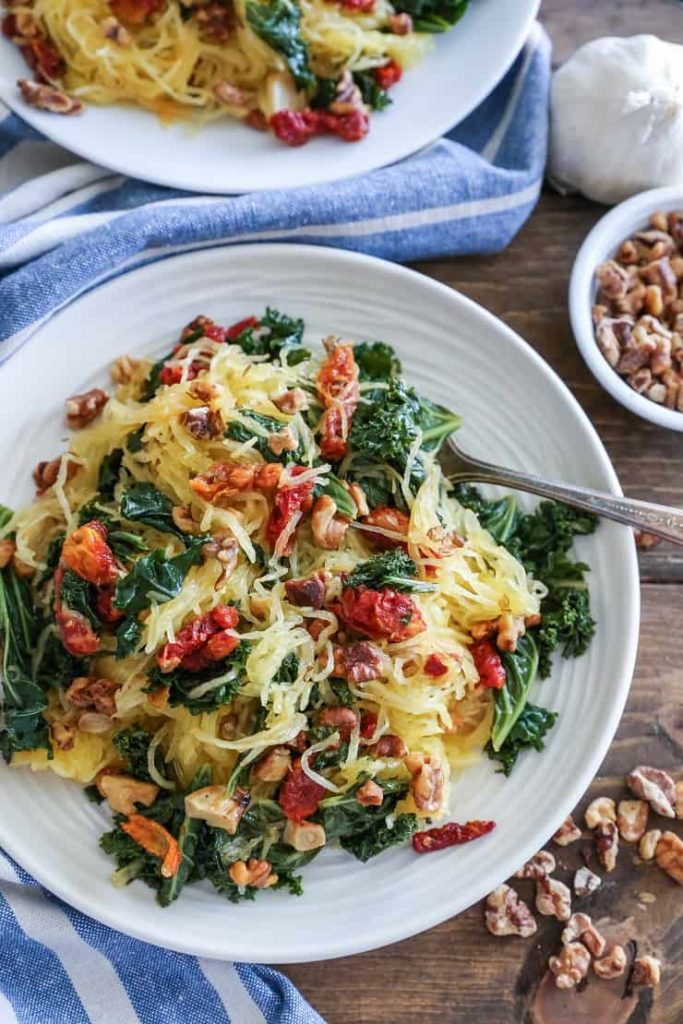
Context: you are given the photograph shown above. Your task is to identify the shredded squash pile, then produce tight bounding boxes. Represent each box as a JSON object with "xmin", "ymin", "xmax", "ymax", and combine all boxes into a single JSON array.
[{"xmin": 1, "ymin": 308, "xmax": 583, "ymax": 905}]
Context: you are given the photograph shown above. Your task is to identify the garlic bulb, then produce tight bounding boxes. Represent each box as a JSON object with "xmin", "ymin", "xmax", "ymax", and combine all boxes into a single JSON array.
[{"xmin": 549, "ymin": 35, "xmax": 683, "ymax": 205}]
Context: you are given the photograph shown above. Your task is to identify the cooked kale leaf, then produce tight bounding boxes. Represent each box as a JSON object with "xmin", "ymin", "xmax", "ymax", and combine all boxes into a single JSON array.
[
  {"xmin": 97, "ymin": 449, "xmax": 124, "ymax": 501},
  {"xmin": 159, "ymin": 764, "xmax": 212, "ymax": 907},
  {"xmin": 486, "ymin": 703, "xmax": 558, "ymax": 776},
  {"xmin": 345, "ymin": 549, "xmax": 435, "ymax": 594},
  {"xmin": 59, "ymin": 569, "xmax": 100, "ymax": 630},
  {"xmin": 452, "ymin": 484, "xmax": 520, "ymax": 544},
  {"xmin": 225, "ymin": 410, "xmax": 305, "ymax": 465},
  {"xmin": 245, "ymin": 2, "xmax": 315, "ymax": 91},
  {"xmin": 354, "ymin": 340, "xmax": 401, "ymax": 380},
  {"xmin": 230, "ymin": 307, "xmax": 309, "ymax": 362},
  {"xmin": 115, "ymin": 617, "xmax": 143, "ymax": 660},
  {"xmin": 112, "ymin": 727, "xmax": 154, "ymax": 781},
  {"xmin": 120, "ymin": 483, "xmax": 187, "ymax": 541},
  {"xmin": 316, "ymin": 777, "xmax": 415, "ymax": 861},
  {"xmin": 146, "ymin": 640, "xmax": 250, "ymax": 714},
  {"xmin": 489, "ymin": 633, "xmax": 539, "ymax": 753},
  {"xmin": 113, "ymin": 536, "xmax": 206, "ymax": 615}
]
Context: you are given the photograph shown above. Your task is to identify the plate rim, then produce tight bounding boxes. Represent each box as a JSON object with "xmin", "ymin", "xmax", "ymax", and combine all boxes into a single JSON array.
[
  {"xmin": 0, "ymin": 242, "xmax": 640, "ymax": 962},
  {"xmin": 0, "ymin": 0, "xmax": 540, "ymax": 194}
]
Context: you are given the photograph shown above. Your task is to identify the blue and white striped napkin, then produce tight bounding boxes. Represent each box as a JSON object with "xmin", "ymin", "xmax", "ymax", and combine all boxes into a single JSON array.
[
  {"xmin": 0, "ymin": 22, "xmax": 550, "ymax": 359},
  {"xmin": 0, "ymin": 24, "xmax": 550, "ymax": 1023}
]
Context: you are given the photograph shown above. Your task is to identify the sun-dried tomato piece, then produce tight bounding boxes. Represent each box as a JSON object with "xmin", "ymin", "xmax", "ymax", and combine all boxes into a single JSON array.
[
  {"xmin": 181, "ymin": 315, "xmax": 227, "ymax": 344},
  {"xmin": 320, "ymin": 108, "xmax": 370, "ymax": 143},
  {"xmin": 265, "ymin": 467, "xmax": 315, "ymax": 555},
  {"xmin": 61, "ymin": 520, "xmax": 118, "ymax": 587},
  {"xmin": 316, "ymin": 343, "xmax": 360, "ymax": 460},
  {"xmin": 333, "ymin": 585, "xmax": 425, "ymax": 643},
  {"xmin": 269, "ymin": 109, "xmax": 321, "ymax": 147},
  {"xmin": 470, "ymin": 639, "xmax": 506, "ymax": 689},
  {"xmin": 359, "ymin": 710, "xmax": 378, "ymax": 740},
  {"xmin": 21, "ymin": 38, "xmax": 65, "ymax": 82},
  {"xmin": 55, "ymin": 607, "xmax": 100, "ymax": 656},
  {"xmin": 226, "ymin": 315, "xmax": 260, "ymax": 340},
  {"xmin": 360, "ymin": 505, "xmax": 410, "ymax": 550},
  {"xmin": 95, "ymin": 585, "xmax": 125, "ymax": 625},
  {"xmin": 374, "ymin": 60, "xmax": 402, "ymax": 90},
  {"xmin": 278, "ymin": 758, "xmax": 326, "ymax": 822},
  {"xmin": 424, "ymin": 654, "xmax": 448, "ymax": 678},
  {"xmin": 121, "ymin": 814, "xmax": 181, "ymax": 877},
  {"xmin": 413, "ymin": 819, "xmax": 495, "ymax": 854},
  {"xmin": 338, "ymin": 0, "xmax": 374, "ymax": 10},
  {"xmin": 110, "ymin": 0, "xmax": 164, "ymax": 24},
  {"xmin": 156, "ymin": 605, "xmax": 239, "ymax": 673}
]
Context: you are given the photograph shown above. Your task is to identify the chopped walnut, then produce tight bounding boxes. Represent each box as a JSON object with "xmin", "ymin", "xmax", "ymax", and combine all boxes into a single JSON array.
[
  {"xmin": 33, "ymin": 454, "xmax": 79, "ymax": 495},
  {"xmin": 110, "ymin": 355, "xmax": 141, "ymax": 384},
  {"xmin": 101, "ymin": 15, "xmax": 131, "ymax": 43},
  {"xmin": 371, "ymin": 733, "xmax": 407, "ymax": 759},
  {"xmin": 184, "ymin": 405, "xmax": 224, "ymax": 440},
  {"xmin": 484, "ymin": 884, "xmax": 537, "ymax": 937},
  {"xmin": 329, "ymin": 69, "xmax": 365, "ymax": 117},
  {"xmin": 18, "ymin": 79, "xmax": 83, "ymax": 115},
  {"xmin": 202, "ymin": 533, "xmax": 238, "ymax": 587},
  {"xmin": 676, "ymin": 780, "xmax": 683, "ymax": 819},
  {"xmin": 346, "ymin": 481, "xmax": 369, "ymax": 517},
  {"xmin": 595, "ymin": 820, "xmax": 619, "ymax": 872},
  {"xmin": 634, "ymin": 528, "xmax": 662, "ymax": 549},
  {"xmin": 561, "ymin": 912, "xmax": 606, "ymax": 957},
  {"xmin": 333, "ymin": 641, "xmax": 383, "ymax": 683},
  {"xmin": 627, "ymin": 765, "xmax": 676, "ymax": 818},
  {"xmin": 356, "ymin": 779, "xmax": 384, "ymax": 807},
  {"xmin": 593, "ymin": 944, "xmax": 627, "ymax": 980},
  {"xmin": 404, "ymin": 752, "xmax": 445, "ymax": 814},
  {"xmin": 549, "ymin": 941, "xmax": 591, "ymax": 989},
  {"xmin": 65, "ymin": 388, "xmax": 108, "ymax": 428},
  {"xmin": 267, "ymin": 426, "xmax": 298, "ymax": 456},
  {"xmin": 631, "ymin": 955, "xmax": 661, "ymax": 987},
  {"xmin": 585, "ymin": 796, "xmax": 617, "ymax": 829},
  {"xmin": 574, "ymin": 866, "xmax": 602, "ymax": 897},
  {"xmin": 535, "ymin": 876, "xmax": 572, "ymax": 921},
  {"xmin": 213, "ymin": 81, "xmax": 248, "ymax": 110},
  {"xmin": 655, "ymin": 830, "xmax": 683, "ymax": 884},
  {"xmin": 617, "ymin": 798, "xmax": 649, "ymax": 842},
  {"xmin": 553, "ymin": 815, "xmax": 582, "ymax": 846},
  {"xmin": 311, "ymin": 495, "xmax": 349, "ymax": 550},
  {"xmin": 495, "ymin": 612, "xmax": 526, "ymax": 653},
  {"xmin": 229, "ymin": 858, "xmax": 278, "ymax": 889},
  {"xmin": 639, "ymin": 828, "xmax": 663, "ymax": 861},
  {"xmin": 49, "ymin": 721, "xmax": 75, "ymax": 751},
  {"xmin": 0, "ymin": 540, "xmax": 16, "ymax": 570},
  {"xmin": 272, "ymin": 388, "xmax": 309, "ymax": 414},
  {"xmin": 514, "ymin": 850, "xmax": 556, "ymax": 879},
  {"xmin": 65, "ymin": 676, "xmax": 118, "ymax": 716}
]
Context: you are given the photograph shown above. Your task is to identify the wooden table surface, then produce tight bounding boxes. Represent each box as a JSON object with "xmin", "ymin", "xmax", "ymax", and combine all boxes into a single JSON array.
[{"xmin": 282, "ymin": 2, "xmax": 683, "ymax": 1020}]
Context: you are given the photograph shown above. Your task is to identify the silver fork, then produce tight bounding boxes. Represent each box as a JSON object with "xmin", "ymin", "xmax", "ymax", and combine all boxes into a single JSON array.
[{"xmin": 439, "ymin": 436, "xmax": 683, "ymax": 545}]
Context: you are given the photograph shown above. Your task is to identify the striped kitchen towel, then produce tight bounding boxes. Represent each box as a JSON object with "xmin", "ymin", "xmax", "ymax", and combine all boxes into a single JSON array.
[
  {"xmin": 0, "ymin": 850, "xmax": 324, "ymax": 1024},
  {"xmin": 0, "ymin": 22, "xmax": 550, "ymax": 358}
]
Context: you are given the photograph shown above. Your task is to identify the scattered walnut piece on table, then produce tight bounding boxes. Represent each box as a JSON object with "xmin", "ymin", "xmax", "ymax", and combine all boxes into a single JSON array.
[
  {"xmin": 631, "ymin": 955, "xmax": 661, "ymax": 987},
  {"xmin": 561, "ymin": 912, "xmax": 606, "ymax": 957},
  {"xmin": 548, "ymin": 941, "xmax": 591, "ymax": 990},
  {"xmin": 639, "ymin": 828, "xmax": 663, "ymax": 861},
  {"xmin": 593, "ymin": 944, "xmax": 627, "ymax": 980},
  {"xmin": 627, "ymin": 765, "xmax": 676, "ymax": 817},
  {"xmin": 552, "ymin": 815, "xmax": 582, "ymax": 846},
  {"xmin": 514, "ymin": 850, "xmax": 556, "ymax": 879},
  {"xmin": 585, "ymin": 796, "xmax": 616, "ymax": 829},
  {"xmin": 535, "ymin": 876, "xmax": 572, "ymax": 921},
  {"xmin": 655, "ymin": 830, "xmax": 683, "ymax": 884},
  {"xmin": 675, "ymin": 779, "xmax": 683, "ymax": 819},
  {"xmin": 484, "ymin": 884, "xmax": 537, "ymax": 938},
  {"xmin": 595, "ymin": 820, "xmax": 619, "ymax": 872},
  {"xmin": 574, "ymin": 865, "xmax": 602, "ymax": 896},
  {"xmin": 617, "ymin": 798, "xmax": 649, "ymax": 842}
]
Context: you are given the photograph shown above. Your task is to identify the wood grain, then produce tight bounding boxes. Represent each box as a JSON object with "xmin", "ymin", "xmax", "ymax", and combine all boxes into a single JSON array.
[{"xmin": 281, "ymin": 2, "xmax": 683, "ymax": 1020}]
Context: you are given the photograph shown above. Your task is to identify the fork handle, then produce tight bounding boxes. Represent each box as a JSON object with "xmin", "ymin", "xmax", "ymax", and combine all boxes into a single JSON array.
[{"xmin": 451, "ymin": 460, "xmax": 683, "ymax": 545}]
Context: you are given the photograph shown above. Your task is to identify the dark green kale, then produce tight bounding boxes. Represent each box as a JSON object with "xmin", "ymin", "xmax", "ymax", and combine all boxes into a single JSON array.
[
  {"xmin": 120, "ymin": 482, "xmax": 187, "ymax": 541},
  {"xmin": 112, "ymin": 727, "xmax": 154, "ymax": 781},
  {"xmin": 328, "ymin": 677, "xmax": 354, "ymax": 707},
  {"xmin": 391, "ymin": 0, "xmax": 468, "ymax": 32},
  {"xmin": 59, "ymin": 569, "xmax": 100, "ymax": 630},
  {"xmin": 352, "ymin": 72, "xmax": 392, "ymax": 112},
  {"xmin": 158, "ymin": 764, "xmax": 212, "ymax": 907},
  {"xmin": 353, "ymin": 340, "xmax": 401, "ymax": 380},
  {"xmin": 451, "ymin": 484, "xmax": 520, "ymax": 544},
  {"xmin": 229, "ymin": 307, "xmax": 309, "ymax": 363},
  {"xmin": 97, "ymin": 449, "xmax": 124, "ymax": 501},
  {"xmin": 126, "ymin": 428, "xmax": 145, "ymax": 453},
  {"xmin": 316, "ymin": 777, "xmax": 416, "ymax": 861},
  {"xmin": 340, "ymin": 812, "xmax": 418, "ymax": 862},
  {"xmin": 536, "ymin": 589, "xmax": 595, "ymax": 678},
  {"xmin": 34, "ymin": 630, "xmax": 86, "ymax": 690},
  {"xmin": 99, "ymin": 791, "xmax": 186, "ymax": 894},
  {"xmin": 307, "ymin": 725, "xmax": 349, "ymax": 771},
  {"xmin": 115, "ymin": 617, "xmax": 143, "ymax": 660},
  {"xmin": 141, "ymin": 347, "xmax": 175, "ymax": 402},
  {"xmin": 0, "ymin": 563, "xmax": 49, "ymax": 762},
  {"xmin": 225, "ymin": 410, "xmax": 305, "ymax": 464},
  {"xmin": 345, "ymin": 549, "xmax": 436, "ymax": 594},
  {"xmin": 486, "ymin": 703, "xmax": 558, "ymax": 777},
  {"xmin": 274, "ymin": 651, "xmax": 300, "ymax": 684},
  {"xmin": 146, "ymin": 640, "xmax": 250, "ymax": 714},
  {"xmin": 245, "ymin": 2, "xmax": 315, "ymax": 90},
  {"xmin": 317, "ymin": 474, "xmax": 357, "ymax": 519},
  {"xmin": 38, "ymin": 533, "xmax": 65, "ymax": 584},
  {"xmin": 488, "ymin": 633, "xmax": 539, "ymax": 754},
  {"xmin": 113, "ymin": 536, "xmax": 205, "ymax": 616}
]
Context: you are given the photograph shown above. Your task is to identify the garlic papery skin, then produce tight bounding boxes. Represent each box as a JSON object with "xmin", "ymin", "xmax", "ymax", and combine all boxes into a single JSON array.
[{"xmin": 549, "ymin": 35, "xmax": 683, "ymax": 205}]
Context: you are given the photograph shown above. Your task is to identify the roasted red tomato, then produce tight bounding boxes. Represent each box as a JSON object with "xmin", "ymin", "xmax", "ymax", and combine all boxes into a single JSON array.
[
  {"xmin": 156, "ymin": 605, "xmax": 239, "ymax": 673},
  {"xmin": 55, "ymin": 608, "xmax": 100, "ymax": 656},
  {"xmin": 374, "ymin": 60, "xmax": 403, "ymax": 90},
  {"xmin": 226, "ymin": 315, "xmax": 260, "ymax": 340},
  {"xmin": 158, "ymin": 361, "xmax": 204, "ymax": 387},
  {"xmin": 470, "ymin": 639, "xmax": 506, "ymax": 690},
  {"xmin": 424, "ymin": 654, "xmax": 448, "ymax": 678},
  {"xmin": 21, "ymin": 38, "xmax": 65, "ymax": 81},
  {"xmin": 109, "ymin": 0, "xmax": 164, "ymax": 24},
  {"xmin": 338, "ymin": 0, "xmax": 374, "ymax": 10},
  {"xmin": 413, "ymin": 819, "xmax": 496, "ymax": 854},
  {"xmin": 278, "ymin": 758, "xmax": 326, "ymax": 822},
  {"xmin": 359, "ymin": 710, "xmax": 378, "ymax": 740},
  {"xmin": 265, "ymin": 467, "xmax": 315, "ymax": 555},
  {"xmin": 333, "ymin": 585, "xmax": 425, "ymax": 643},
  {"xmin": 316, "ymin": 343, "xmax": 360, "ymax": 460},
  {"xmin": 182, "ymin": 315, "xmax": 227, "ymax": 344},
  {"xmin": 61, "ymin": 520, "xmax": 118, "ymax": 587},
  {"xmin": 95, "ymin": 586, "xmax": 125, "ymax": 625}
]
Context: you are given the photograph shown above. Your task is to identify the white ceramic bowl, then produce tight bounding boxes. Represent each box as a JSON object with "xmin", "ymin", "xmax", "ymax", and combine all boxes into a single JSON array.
[
  {"xmin": 0, "ymin": 243, "xmax": 639, "ymax": 962},
  {"xmin": 569, "ymin": 185, "xmax": 683, "ymax": 432}
]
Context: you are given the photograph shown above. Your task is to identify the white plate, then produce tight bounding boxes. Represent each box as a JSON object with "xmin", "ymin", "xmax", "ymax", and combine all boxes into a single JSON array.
[
  {"xmin": 0, "ymin": 0, "xmax": 538, "ymax": 194},
  {"xmin": 0, "ymin": 243, "xmax": 639, "ymax": 963}
]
